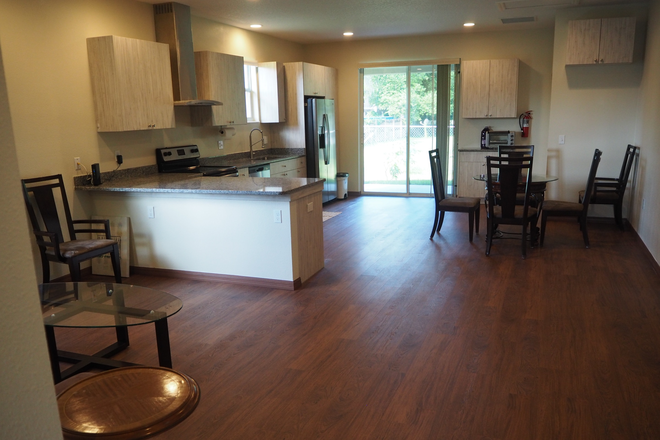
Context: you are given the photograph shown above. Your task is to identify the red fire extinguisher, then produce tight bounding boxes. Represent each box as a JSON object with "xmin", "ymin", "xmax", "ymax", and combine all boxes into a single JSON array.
[{"xmin": 519, "ymin": 110, "xmax": 532, "ymax": 138}]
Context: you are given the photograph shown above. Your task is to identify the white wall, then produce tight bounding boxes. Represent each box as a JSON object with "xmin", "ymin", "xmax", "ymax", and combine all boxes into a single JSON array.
[
  {"xmin": 302, "ymin": 28, "xmax": 556, "ymax": 190},
  {"xmin": 633, "ymin": 0, "xmax": 660, "ymax": 263},
  {"xmin": 0, "ymin": 0, "xmax": 304, "ymax": 281},
  {"xmin": 86, "ymin": 191, "xmax": 296, "ymax": 281},
  {"xmin": 545, "ymin": 4, "xmax": 648, "ymax": 207},
  {"xmin": 0, "ymin": 41, "xmax": 63, "ymax": 439}
]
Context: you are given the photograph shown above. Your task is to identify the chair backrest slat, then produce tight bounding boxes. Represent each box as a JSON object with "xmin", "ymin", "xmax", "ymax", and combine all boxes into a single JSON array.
[
  {"xmin": 486, "ymin": 156, "xmax": 533, "ymax": 219},
  {"xmin": 21, "ymin": 174, "xmax": 75, "ymax": 243},
  {"xmin": 581, "ymin": 149, "xmax": 603, "ymax": 210},
  {"xmin": 498, "ymin": 145, "xmax": 534, "ymax": 158},
  {"xmin": 429, "ymin": 149, "xmax": 447, "ymax": 203},
  {"xmin": 619, "ymin": 144, "xmax": 638, "ymax": 192}
]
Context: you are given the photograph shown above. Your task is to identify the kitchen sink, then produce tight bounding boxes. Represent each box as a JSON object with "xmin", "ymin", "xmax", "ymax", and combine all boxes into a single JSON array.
[{"xmin": 251, "ymin": 155, "xmax": 290, "ymax": 163}]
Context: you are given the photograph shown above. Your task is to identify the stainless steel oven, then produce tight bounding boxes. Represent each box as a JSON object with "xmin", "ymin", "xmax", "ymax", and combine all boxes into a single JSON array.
[{"xmin": 156, "ymin": 146, "xmax": 238, "ymax": 176}]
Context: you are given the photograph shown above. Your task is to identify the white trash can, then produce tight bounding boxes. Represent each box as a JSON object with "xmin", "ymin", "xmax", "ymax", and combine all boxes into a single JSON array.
[{"xmin": 336, "ymin": 172, "xmax": 349, "ymax": 199}]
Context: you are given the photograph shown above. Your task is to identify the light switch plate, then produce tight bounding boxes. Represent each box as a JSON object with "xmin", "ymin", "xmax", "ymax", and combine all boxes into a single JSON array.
[{"xmin": 273, "ymin": 209, "xmax": 282, "ymax": 223}]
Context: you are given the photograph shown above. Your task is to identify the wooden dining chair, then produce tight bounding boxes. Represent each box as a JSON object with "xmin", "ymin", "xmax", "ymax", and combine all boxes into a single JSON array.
[
  {"xmin": 498, "ymin": 145, "xmax": 535, "ymax": 203},
  {"xmin": 429, "ymin": 149, "xmax": 481, "ymax": 242},
  {"xmin": 485, "ymin": 155, "xmax": 536, "ymax": 259},
  {"xmin": 541, "ymin": 149, "xmax": 602, "ymax": 248},
  {"xmin": 579, "ymin": 144, "xmax": 638, "ymax": 230},
  {"xmin": 21, "ymin": 174, "xmax": 122, "ymax": 283},
  {"xmin": 498, "ymin": 144, "xmax": 534, "ymax": 158}
]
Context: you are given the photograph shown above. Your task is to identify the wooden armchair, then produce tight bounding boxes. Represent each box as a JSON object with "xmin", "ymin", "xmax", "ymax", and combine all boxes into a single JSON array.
[
  {"xmin": 485, "ymin": 156, "xmax": 536, "ymax": 259},
  {"xmin": 21, "ymin": 174, "xmax": 121, "ymax": 283},
  {"xmin": 429, "ymin": 149, "xmax": 480, "ymax": 242},
  {"xmin": 580, "ymin": 144, "xmax": 638, "ymax": 230},
  {"xmin": 541, "ymin": 149, "xmax": 602, "ymax": 248}
]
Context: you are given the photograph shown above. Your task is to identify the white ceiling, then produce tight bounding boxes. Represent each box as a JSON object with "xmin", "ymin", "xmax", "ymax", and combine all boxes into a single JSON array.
[{"xmin": 140, "ymin": 0, "xmax": 647, "ymax": 44}]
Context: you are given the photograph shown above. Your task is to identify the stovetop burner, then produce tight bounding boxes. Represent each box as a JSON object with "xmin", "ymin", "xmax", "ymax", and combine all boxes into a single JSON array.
[{"xmin": 156, "ymin": 146, "xmax": 237, "ymax": 177}]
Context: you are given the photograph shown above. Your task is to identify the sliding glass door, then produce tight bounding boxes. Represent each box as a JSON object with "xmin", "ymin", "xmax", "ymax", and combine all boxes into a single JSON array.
[{"xmin": 360, "ymin": 63, "xmax": 457, "ymax": 196}]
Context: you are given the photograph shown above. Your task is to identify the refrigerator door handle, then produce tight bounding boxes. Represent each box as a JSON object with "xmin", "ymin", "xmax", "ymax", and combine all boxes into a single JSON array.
[{"xmin": 321, "ymin": 113, "xmax": 330, "ymax": 165}]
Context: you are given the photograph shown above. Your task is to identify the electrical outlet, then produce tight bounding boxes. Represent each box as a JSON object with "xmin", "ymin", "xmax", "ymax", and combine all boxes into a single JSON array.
[
  {"xmin": 148, "ymin": 206, "xmax": 155, "ymax": 219},
  {"xmin": 218, "ymin": 140, "xmax": 224, "ymax": 149},
  {"xmin": 307, "ymin": 202, "xmax": 313, "ymax": 212},
  {"xmin": 74, "ymin": 157, "xmax": 81, "ymax": 170},
  {"xmin": 115, "ymin": 150, "xmax": 121, "ymax": 159},
  {"xmin": 263, "ymin": 136, "xmax": 268, "ymax": 146},
  {"xmin": 558, "ymin": 135, "xmax": 565, "ymax": 145},
  {"xmin": 273, "ymin": 209, "xmax": 282, "ymax": 223}
]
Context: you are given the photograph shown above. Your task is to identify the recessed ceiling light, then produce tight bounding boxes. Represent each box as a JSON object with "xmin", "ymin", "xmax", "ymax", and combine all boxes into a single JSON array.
[
  {"xmin": 464, "ymin": 22, "xmax": 475, "ymax": 27},
  {"xmin": 250, "ymin": 24, "xmax": 262, "ymax": 28},
  {"xmin": 343, "ymin": 32, "xmax": 354, "ymax": 36}
]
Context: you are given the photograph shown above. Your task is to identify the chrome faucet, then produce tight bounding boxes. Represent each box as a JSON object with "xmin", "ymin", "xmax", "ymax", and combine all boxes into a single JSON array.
[{"xmin": 249, "ymin": 128, "xmax": 264, "ymax": 160}]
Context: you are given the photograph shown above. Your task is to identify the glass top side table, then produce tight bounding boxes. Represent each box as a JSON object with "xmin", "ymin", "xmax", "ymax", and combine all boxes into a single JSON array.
[{"xmin": 39, "ymin": 282, "xmax": 182, "ymax": 384}]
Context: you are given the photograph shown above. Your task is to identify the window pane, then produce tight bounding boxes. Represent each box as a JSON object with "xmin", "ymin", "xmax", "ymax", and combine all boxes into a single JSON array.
[{"xmin": 363, "ymin": 66, "xmax": 408, "ymax": 193}]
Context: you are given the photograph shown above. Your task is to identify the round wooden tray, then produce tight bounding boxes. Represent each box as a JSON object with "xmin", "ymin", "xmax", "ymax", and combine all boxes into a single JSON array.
[{"xmin": 57, "ymin": 366, "xmax": 200, "ymax": 439}]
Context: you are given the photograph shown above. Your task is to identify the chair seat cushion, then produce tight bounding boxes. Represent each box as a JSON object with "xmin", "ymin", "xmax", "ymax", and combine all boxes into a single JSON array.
[
  {"xmin": 437, "ymin": 197, "xmax": 480, "ymax": 211},
  {"xmin": 47, "ymin": 239, "xmax": 116, "ymax": 258},
  {"xmin": 493, "ymin": 206, "xmax": 537, "ymax": 219},
  {"xmin": 579, "ymin": 189, "xmax": 619, "ymax": 203},
  {"xmin": 543, "ymin": 200, "xmax": 584, "ymax": 213}
]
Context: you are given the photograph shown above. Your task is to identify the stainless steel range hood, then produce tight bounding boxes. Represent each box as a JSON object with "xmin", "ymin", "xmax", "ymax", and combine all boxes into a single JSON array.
[{"xmin": 154, "ymin": 2, "xmax": 221, "ymax": 106}]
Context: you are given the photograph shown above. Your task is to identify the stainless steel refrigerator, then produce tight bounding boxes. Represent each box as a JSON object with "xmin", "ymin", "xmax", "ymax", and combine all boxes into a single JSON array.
[{"xmin": 305, "ymin": 98, "xmax": 337, "ymax": 203}]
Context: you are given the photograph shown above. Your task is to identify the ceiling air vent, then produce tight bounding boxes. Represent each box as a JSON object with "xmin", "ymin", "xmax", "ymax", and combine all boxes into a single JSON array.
[
  {"xmin": 501, "ymin": 16, "xmax": 538, "ymax": 24},
  {"xmin": 496, "ymin": 0, "xmax": 580, "ymax": 11}
]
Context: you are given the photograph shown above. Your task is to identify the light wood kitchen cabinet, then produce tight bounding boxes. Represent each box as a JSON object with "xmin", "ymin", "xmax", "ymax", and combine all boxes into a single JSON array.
[
  {"xmin": 271, "ymin": 62, "xmax": 337, "ymax": 150},
  {"xmin": 86, "ymin": 35, "xmax": 175, "ymax": 132},
  {"xmin": 258, "ymin": 61, "xmax": 286, "ymax": 123},
  {"xmin": 303, "ymin": 63, "xmax": 327, "ymax": 96},
  {"xmin": 566, "ymin": 17, "xmax": 636, "ymax": 65},
  {"xmin": 271, "ymin": 157, "xmax": 306, "ymax": 177},
  {"xmin": 457, "ymin": 150, "xmax": 489, "ymax": 198},
  {"xmin": 324, "ymin": 67, "xmax": 337, "ymax": 100},
  {"xmin": 461, "ymin": 59, "xmax": 518, "ymax": 119},
  {"xmin": 191, "ymin": 51, "xmax": 247, "ymax": 126}
]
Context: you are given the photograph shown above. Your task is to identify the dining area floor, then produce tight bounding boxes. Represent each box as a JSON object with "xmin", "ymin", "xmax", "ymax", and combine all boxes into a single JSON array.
[{"xmin": 55, "ymin": 195, "xmax": 660, "ymax": 439}]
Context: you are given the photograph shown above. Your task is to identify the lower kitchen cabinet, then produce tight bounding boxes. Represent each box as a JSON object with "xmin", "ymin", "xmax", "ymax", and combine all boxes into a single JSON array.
[
  {"xmin": 457, "ymin": 150, "xmax": 490, "ymax": 199},
  {"xmin": 271, "ymin": 157, "xmax": 306, "ymax": 177}
]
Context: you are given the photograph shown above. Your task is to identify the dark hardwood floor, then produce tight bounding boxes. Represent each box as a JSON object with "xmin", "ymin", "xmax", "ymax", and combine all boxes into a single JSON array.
[{"xmin": 57, "ymin": 195, "xmax": 660, "ymax": 439}]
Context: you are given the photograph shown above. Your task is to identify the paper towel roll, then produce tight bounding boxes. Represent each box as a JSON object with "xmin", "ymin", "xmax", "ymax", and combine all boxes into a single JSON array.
[{"xmin": 218, "ymin": 127, "xmax": 236, "ymax": 139}]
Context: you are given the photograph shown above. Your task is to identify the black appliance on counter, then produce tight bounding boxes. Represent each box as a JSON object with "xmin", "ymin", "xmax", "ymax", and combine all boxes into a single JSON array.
[
  {"xmin": 480, "ymin": 127, "xmax": 515, "ymax": 149},
  {"xmin": 156, "ymin": 146, "xmax": 238, "ymax": 176}
]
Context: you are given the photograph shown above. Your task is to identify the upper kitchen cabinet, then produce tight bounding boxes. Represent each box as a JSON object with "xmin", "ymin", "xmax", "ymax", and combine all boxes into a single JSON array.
[
  {"xmin": 86, "ymin": 35, "xmax": 175, "ymax": 132},
  {"xmin": 566, "ymin": 17, "xmax": 636, "ymax": 65},
  {"xmin": 324, "ymin": 67, "xmax": 337, "ymax": 100},
  {"xmin": 258, "ymin": 61, "xmax": 286, "ymax": 123},
  {"xmin": 461, "ymin": 59, "xmax": 518, "ymax": 119},
  {"xmin": 303, "ymin": 63, "xmax": 327, "ymax": 96},
  {"xmin": 191, "ymin": 51, "xmax": 247, "ymax": 126}
]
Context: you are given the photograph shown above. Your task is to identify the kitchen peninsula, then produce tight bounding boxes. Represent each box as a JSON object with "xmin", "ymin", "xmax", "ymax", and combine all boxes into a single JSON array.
[{"xmin": 76, "ymin": 173, "xmax": 325, "ymax": 290}]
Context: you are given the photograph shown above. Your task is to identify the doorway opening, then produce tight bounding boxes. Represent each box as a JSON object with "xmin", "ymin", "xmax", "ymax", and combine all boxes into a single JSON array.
[{"xmin": 360, "ymin": 64, "xmax": 457, "ymax": 196}]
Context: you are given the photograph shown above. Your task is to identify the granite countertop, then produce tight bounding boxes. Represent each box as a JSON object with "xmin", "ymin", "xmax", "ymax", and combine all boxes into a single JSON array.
[
  {"xmin": 75, "ymin": 173, "xmax": 324, "ymax": 196},
  {"xmin": 74, "ymin": 149, "xmax": 324, "ymax": 195},
  {"xmin": 74, "ymin": 149, "xmax": 317, "ymax": 196}
]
